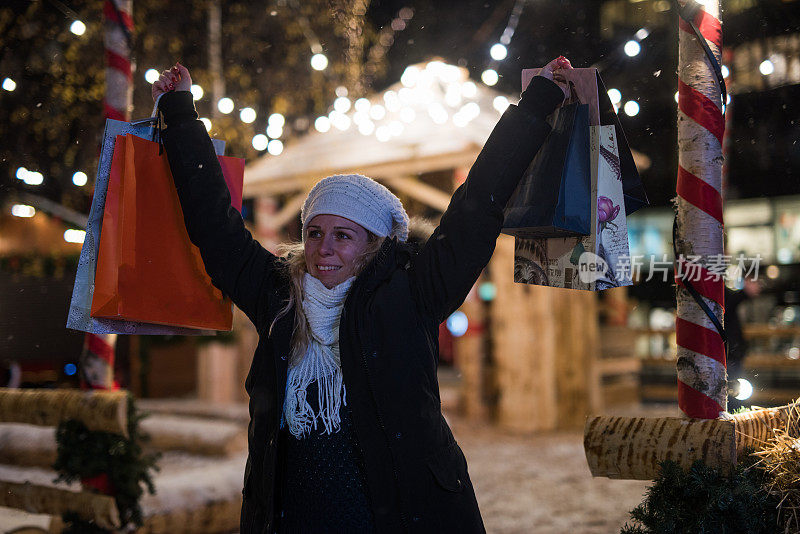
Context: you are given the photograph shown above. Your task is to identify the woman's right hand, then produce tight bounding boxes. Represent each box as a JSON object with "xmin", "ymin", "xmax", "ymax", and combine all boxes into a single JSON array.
[{"xmin": 152, "ymin": 62, "xmax": 192, "ymax": 103}]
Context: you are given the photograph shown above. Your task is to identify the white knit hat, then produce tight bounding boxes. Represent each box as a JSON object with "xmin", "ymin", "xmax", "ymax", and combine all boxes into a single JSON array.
[{"xmin": 301, "ymin": 174, "xmax": 410, "ymax": 242}]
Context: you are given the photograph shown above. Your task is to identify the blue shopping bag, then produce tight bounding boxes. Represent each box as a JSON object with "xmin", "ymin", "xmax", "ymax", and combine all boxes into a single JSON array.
[{"xmin": 502, "ymin": 102, "xmax": 591, "ymax": 238}]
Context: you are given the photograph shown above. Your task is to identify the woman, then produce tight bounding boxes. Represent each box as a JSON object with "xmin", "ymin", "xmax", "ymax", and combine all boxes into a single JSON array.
[{"xmin": 152, "ymin": 56, "xmax": 571, "ymax": 533}]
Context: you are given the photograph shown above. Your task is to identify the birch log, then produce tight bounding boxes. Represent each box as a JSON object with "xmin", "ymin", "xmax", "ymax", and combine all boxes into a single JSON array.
[
  {"xmin": 0, "ymin": 389, "xmax": 128, "ymax": 437},
  {"xmin": 0, "ymin": 482, "xmax": 120, "ymax": 530},
  {"xmin": 584, "ymin": 415, "xmax": 736, "ymax": 479},
  {"xmin": 675, "ymin": 0, "xmax": 727, "ymax": 418}
]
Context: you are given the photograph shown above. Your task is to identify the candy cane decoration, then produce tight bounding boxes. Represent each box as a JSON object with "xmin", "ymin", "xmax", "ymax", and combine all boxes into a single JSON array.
[
  {"xmin": 674, "ymin": 0, "xmax": 726, "ymax": 418},
  {"xmin": 103, "ymin": 0, "xmax": 133, "ymax": 121}
]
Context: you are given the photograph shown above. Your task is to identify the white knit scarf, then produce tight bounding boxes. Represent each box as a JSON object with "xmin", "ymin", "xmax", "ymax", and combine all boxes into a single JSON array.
[{"xmin": 282, "ymin": 273, "xmax": 355, "ymax": 438}]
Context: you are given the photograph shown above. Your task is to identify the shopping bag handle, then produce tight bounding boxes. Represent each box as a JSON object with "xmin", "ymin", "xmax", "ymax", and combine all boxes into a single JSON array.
[{"xmin": 130, "ymin": 93, "xmax": 165, "ymax": 149}]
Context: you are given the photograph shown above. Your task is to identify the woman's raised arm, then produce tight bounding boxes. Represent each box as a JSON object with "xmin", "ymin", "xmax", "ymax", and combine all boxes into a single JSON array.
[
  {"xmin": 154, "ymin": 64, "xmax": 280, "ymax": 330},
  {"xmin": 410, "ymin": 58, "xmax": 571, "ymax": 323}
]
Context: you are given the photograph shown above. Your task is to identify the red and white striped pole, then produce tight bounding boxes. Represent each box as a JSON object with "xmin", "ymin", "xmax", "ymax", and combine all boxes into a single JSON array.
[
  {"xmin": 675, "ymin": 0, "xmax": 726, "ymax": 418},
  {"xmin": 103, "ymin": 0, "xmax": 133, "ymax": 121},
  {"xmin": 81, "ymin": 0, "xmax": 133, "ymax": 390}
]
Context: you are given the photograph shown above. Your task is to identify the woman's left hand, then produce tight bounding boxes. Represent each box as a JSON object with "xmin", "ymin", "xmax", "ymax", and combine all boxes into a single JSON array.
[{"xmin": 538, "ymin": 56, "xmax": 573, "ymax": 100}]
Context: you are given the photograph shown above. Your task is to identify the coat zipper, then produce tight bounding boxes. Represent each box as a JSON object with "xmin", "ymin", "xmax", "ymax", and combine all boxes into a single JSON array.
[{"xmin": 345, "ymin": 304, "xmax": 411, "ymax": 531}]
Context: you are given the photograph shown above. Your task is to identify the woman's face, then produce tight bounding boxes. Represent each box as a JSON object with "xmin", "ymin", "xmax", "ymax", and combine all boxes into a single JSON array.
[{"xmin": 304, "ymin": 214, "xmax": 371, "ymax": 289}]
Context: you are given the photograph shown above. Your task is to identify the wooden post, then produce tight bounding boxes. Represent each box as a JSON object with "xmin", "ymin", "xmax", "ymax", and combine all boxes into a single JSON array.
[{"xmin": 675, "ymin": 0, "xmax": 726, "ymax": 418}]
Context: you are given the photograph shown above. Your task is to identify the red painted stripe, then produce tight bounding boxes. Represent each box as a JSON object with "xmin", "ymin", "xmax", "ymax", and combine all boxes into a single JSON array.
[
  {"xmin": 678, "ymin": 380, "xmax": 723, "ymax": 419},
  {"xmin": 103, "ymin": 102, "xmax": 126, "ymax": 121},
  {"xmin": 103, "ymin": 1, "xmax": 134, "ymax": 31},
  {"xmin": 677, "ymin": 166, "xmax": 723, "ymax": 224},
  {"xmin": 679, "ymin": 8, "xmax": 722, "ymax": 48},
  {"xmin": 676, "ymin": 317, "xmax": 726, "ymax": 365},
  {"xmin": 674, "ymin": 259, "xmax": 725, "ymax": 307},
  {"xmin": 679, "ymin": 79, "xmax": 724, "ymax": 145},
  {"xmin": 105, "ymin": 50, "xmax": 132, "ymax": 80}
]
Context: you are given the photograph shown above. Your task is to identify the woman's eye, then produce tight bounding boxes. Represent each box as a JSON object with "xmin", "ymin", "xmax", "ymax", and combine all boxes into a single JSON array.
[
  {"xmin": 336, "ymin": 232, "xmax": 351, "ymax": 240},
  {"xmin": 308, "ymin": 230, "xmax": 321, "ymax": 238}
]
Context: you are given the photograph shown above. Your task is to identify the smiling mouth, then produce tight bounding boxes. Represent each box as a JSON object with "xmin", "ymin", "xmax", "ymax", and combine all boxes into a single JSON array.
[{"xmin": 317, "ymin": 265, "xmax": 341, "ymax": 272}]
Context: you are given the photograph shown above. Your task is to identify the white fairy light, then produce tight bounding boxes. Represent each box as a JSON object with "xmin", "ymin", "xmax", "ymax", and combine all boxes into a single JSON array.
[
  {"xmin": 64, "ymin": 229, "xmax": 86, "ymax": 244},
  {"xmin": 190, "ymin": 84, "xmax": 204, "ymax": 100},
  {"xmin": 398, "ymin": 87, "xmax": 414, "ymax": 103},
  {"xmin": 444, "ymin": 85, "xmax": 462, "ymax": 107},
  {"xmin": 267, "ymin": 140, "xmax": 284, "ymax": 156},
  {"xmin": 358, "ymin": 120, "xmax": 375, "ymax": 136},
  {"xmin": 369, "ymin": 104, "xmax": 386, "ymax": 120},
  {"xmin": 624, "ymin": 40, "xmax": 641, "ymax": 57},
  {"xmin": 24, "ymin": 171, "xmax": 43, "ymax": 186},
  {"xmin": 11, "ymin": 204, "xmax": 35, "ymax": 218},
  {"xmin": 354, "ymin": 98, "xmax": 371, "ymax": 113},
  {"xmin": 15, "ymin": 167, "xmax": 28, "ymax": 180},
  {"xmin": 400, "ymin": 65, "xmax": 420, "ymax": 87},
  {"xmin": 2, "ymin": 78, "xmax": 16, "ymax": 91},
  {"xmin": 72, "ymin": 171, "xmax": 88, "ymax": 186},
  {"xmin": 607, "ymin": 88, "xmax": 622, "ymax": 105},
  {"xmin": 636, "ymin": 28, "xmax": 649, "ymax": 40},
  {"xmin": 721, "ymin": 65, "xmax": 730, "ymax": 78},
  {"xmin": 481, "ymin": 69, "xmax": 498, "ymax": 86},
  {"xmin": 200, "ymin": 118, "xmax": 212, "ymax": 131},
  {"xmin": 674, "ymin": 91, "xmax": 680, "ymax": 104},
  {"xmin": 490, "ymin": 43, "xmax": 508, "ymax": 61},
  {"xmin": 70, "ymin": 20, "xmax": 86, "ymax": 36},
  {"xmin": 266, "ymin": 124, "xmax": 283, "ymax": 139},
  {"xmin": 624, "ymin": 100, "xmax": 640, "ymax": 116},
  {"xmin": 240, "ymin": 107, "xmax": 256, "ymax": 123},
  {"xmin": 314, "ymin": 116, "xmax": 331, "ymax": 133},
  {"xmin": 217, "ymin": 97, "xmax": 234, "ymax": 114},
  {"xmin": 310, "ymin": 53, "xmax": 328, "ymax": 71},
  {"xmin": 268, "ymin": 113, "xmax": 285, "ymax": 127},
  {"xmin": 252, "ymin": 134, "xmax": 268, "ymax": 151},
  {"xmin": 334, "ymin": 96, "xmax": 351, "ymax": 113},
  {"xmin": 145, "ymin": 69, "xmax": 160, "ymax": 84},
  {"xmin": 493, "ymin": 95, "xmax": 509, "ymax": 113},
  {"xmin": 332, "ymin": 112, "xmax": 351, "ymax": 131},
  {"xmin": 735, "ymin": 378, "xmax": 753, "ymax": 401},
  {"xmin": 759, "ymin": 59, "xmax": 774, "ymax": 75}
]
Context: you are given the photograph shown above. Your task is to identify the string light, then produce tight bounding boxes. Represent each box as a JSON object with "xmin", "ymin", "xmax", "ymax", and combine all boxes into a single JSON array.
[
  {"xmin": 635, "ymin": 28, "xmax": 649, "ymax": 40},
  {"xmin": 18, "ymin": 169, "xmax": 43, "ymax": 185},
  {"xmin": 369, "ymin": 105, "xmax": 386, "ymax": 120},
  {"xmin": 266, "ymin": 123, "xmax": 283, "ymax": 139},
  {"xmin": 200, "ymin": 118, "xmax": 212, "ymax": 131},
  {"xmin": 64, "ymin": 229, "xmax": 86, "ymax": 244},
  {"xmin": 490, "ymin": 43, "xmax": 508, "ymax": 61},
  {"xmin": 190, "ymin": 84, "xmax": 204, "ymax": 100},
  {"xmin": 217, "ymin": 97, "xmax": 234, "ymax": 114},
  {"xmin": 674, "ymin": 91, "xmax": 680, "ymax": 103},
  {"xmin": 268, "ymin": 113, "xmax": 285, "ymax": 128},
  {"xmin": 314, "ymin": 116, "xmax": 331, "ymax": 133},
  {"xmin": 354, "ymin": 98, "xmax": 371, "ymax": 113},
  {"xmin": 446, "ymin": 311, "xmax": 469, "ymax": 337},
  {"xmin": 69, "ymin": 20, "xmax": 86, "ymax": 36},
  {"xmin": 624, "ymin": 40, "xmax": 641, "ymax": 57},
  {"xmin": 2, "ymin": 78, "xmax": 16, "ymax": 91},
  {"xmin": 240, "ymin": 107, "xmax": 256, "ymax": 123},
  {"xmin": 358, "ymin": 120, "xmax": 375, "ymax": 136},
  {"xmin": 376, "ymin": 125, "xmax": 391, "ymax": 142},
  {"xmin": 334, "ymin": 96, "xmax": 351, "ymax": 113},
  {"xmin": 493, "ymin": 95, "xmax": 509, "ymax": 113},
  {"xmin": 145, "ymin": 69, "xmax": 159, "ymax": 83},
  {"xmin": 399, "ymin": 107, "xmax": 415, "ymax": 123},
  {"xmin": 267, "ymin": 139, "xmax": 283, "ymax": 156},
  {"xmin": 311, "ymin": 53, "xmax": 328, "ymax": 71},
  {"xmin": 607, "ymin": 88, "xmax": 622, "ymax": 105},
  {"xmin": 623, "ymin": 101, "xmax": 640, "ymax": 117},
  {"xmin": 11, "ymin": 205, "xmax": 35, "ymax": 218},
  {"xmin": 252, "ymin": 134, "xmax": 268, "ymax": 151},
  {"xmin": 72, "ymin": 171, "xmax": 88, "ymax": 186},
  {"xmin": 721, "ymin": 65, "xmax": 730, "ymax": 78},
  {"xmin": 759, "ymin": 59, "xmax": 774, "ymax": 75},
  {"xmin": 481, "ymin": 69, "xmax": 498, "ymax": 86}
]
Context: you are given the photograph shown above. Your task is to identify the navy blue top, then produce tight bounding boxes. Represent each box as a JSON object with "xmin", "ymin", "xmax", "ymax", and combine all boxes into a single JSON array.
[{"xmin": 277, "ymin": 380, "xmax": 376, "ymax": 533}]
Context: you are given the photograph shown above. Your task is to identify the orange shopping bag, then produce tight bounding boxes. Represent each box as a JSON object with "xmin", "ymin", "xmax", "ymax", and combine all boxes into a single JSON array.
[{"xmin": 91, "ymin": 134, "xmax": 244, "ymax": 330}]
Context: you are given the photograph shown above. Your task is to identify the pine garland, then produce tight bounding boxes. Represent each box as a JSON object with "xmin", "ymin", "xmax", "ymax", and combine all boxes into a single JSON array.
[
  {"xmin": 53, "ymin": 393, "xmax": 160, "ymax": 532},
  {"xmin": 621, "ymin": 455, "xmax": 780, "ymax": 534}
]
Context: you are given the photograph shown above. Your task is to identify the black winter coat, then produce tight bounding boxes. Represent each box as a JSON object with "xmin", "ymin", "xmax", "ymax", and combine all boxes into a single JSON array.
[{"xmin": 158, "ymin": 75, "xmax": 563, "ymax": 534}]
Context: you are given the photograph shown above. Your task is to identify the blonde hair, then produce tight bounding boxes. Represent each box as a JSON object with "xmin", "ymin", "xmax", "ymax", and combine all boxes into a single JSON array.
[{"xmin": 269, "ymin": 232, "xmax": 384, "ymax": 366}]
